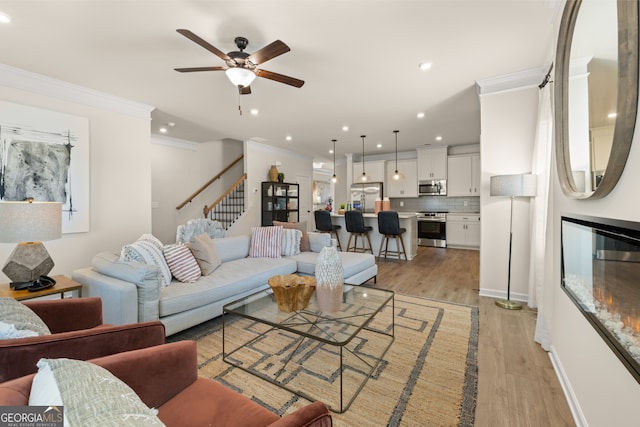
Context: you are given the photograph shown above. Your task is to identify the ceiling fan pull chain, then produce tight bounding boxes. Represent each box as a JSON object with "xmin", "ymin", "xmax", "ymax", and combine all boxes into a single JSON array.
[{"xmin": 238, "ymin": 89, "xmax": 243, "ymax": 115}]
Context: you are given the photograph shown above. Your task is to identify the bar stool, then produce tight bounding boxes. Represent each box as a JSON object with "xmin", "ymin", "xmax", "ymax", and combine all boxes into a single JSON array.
[
  {"xmin": 377, "ymin": 211, "xmax": 407, "ymax": 260},
  {"xmin": 344, "ymin": 210, "xmax": 373, "ymax": 254},
  {"xmin": 314, "ymin": 210, "xmax": 342, "ymax": 250}
]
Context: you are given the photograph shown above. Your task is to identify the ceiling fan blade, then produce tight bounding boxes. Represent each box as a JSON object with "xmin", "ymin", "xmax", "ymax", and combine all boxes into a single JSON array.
[
  {"xmin": 239, "ymin": 86, "xmax": 252, "ymax": 95},
  {"xmin": 174, "ymin": 66, "xmax": 226, "ymax": 73},
  {"xmin": 255, "ymin": 69, "xmax": 304, "ymax": 88},
  {"xmin": 176, "ymin": 29, "xmax": 230, "ymax": 62},
  {"xmin": 247, "ymin": 40, "xmax": 290, "ymax": 65}
]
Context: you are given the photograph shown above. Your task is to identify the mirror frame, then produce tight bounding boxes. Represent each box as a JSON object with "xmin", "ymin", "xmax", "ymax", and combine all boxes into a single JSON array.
[{"xmin": 555, "ymin": 0, "xmax": 639, "ymax": 199}]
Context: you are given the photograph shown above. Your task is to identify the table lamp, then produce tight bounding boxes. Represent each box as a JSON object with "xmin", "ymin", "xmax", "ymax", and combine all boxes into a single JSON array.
[
  {"xmin": 489, "ymin": 174, "xmax": 537, "ymax": 310},
  {"xmin": 0, "ymin": 199, "xmax": 62, "ymax": 288}
]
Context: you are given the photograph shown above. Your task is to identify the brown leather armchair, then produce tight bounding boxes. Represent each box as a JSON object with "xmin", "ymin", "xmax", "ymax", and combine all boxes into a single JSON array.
[
  {"xmin": 0, "ymin": 297, "xmax": 166, "ymax": 382},
  {"xmin": 0, "ymin": 341, "xmax": 333, "ymax": 427}
]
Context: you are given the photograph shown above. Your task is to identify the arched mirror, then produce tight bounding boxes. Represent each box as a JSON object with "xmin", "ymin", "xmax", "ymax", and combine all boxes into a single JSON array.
[{"xmin": 555, "ymin": 0, "xmax": 639, "ymax": 199}]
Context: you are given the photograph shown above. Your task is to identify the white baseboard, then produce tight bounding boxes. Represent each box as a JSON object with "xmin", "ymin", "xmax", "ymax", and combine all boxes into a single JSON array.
[
  {"xmin": 478, "ymin": 288, "xmax": 528, "ymax": 302},
  {"xmin": 548, "ymin": 345, "xmax": 588, "ymax": 427}
]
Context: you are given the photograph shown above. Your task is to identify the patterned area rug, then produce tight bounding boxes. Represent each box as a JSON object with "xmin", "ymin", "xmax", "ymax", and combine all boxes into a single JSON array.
[{"xmin": 168, "ymin": 293, "xmax": 478, "ymax": 426}]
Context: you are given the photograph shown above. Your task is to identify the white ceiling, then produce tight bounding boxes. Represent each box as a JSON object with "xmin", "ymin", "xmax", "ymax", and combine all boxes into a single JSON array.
[{"xmin": 0, "ymin": 0, "xmax": 556, "ymax": 164}]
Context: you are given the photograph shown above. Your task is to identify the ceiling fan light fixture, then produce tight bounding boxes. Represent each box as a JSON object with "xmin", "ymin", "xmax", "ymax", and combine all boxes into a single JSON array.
[{"xmin": 225, "ymin": 67, "xmax": 256, "ymax": 88}]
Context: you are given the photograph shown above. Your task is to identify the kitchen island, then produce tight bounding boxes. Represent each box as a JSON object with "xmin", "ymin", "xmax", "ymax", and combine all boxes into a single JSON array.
[{"xmin": 330, "ymin": 212, "xmax": 418, "ymax": 260}]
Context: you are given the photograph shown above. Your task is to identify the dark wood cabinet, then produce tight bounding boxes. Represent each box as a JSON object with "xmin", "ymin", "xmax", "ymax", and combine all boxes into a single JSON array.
[{"xmin": 261, "ymin": 182, "xmax": 299, "ymax": 226}]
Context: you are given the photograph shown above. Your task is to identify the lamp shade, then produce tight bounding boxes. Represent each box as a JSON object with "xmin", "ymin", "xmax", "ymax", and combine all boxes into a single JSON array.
[
  {"xmin": 225, "ymin": 68, "xmax": 256, "ymax": 87},
  {"xmin": 0, "ymin": 201, "xmax": 62, "ymax": 243},
  {"xmin": 490, "ymin": 174, "xmax": 537, "ymax": 197}
]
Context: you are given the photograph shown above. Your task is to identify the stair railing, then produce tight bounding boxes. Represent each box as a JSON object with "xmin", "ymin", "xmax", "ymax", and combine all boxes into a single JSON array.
[
  {"xmin": 175, "ymin": 154, "xmax": 244, "ymax": 210},
  {"xmin": 203, "ymin": 173, "xmax": 247, "ymax": 228}
]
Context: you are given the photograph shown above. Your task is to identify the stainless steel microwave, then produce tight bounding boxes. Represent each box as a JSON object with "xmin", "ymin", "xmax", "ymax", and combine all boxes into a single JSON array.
[{"xmin": 418, "ymin": 180, "xmax": 447, "ymax": 196}]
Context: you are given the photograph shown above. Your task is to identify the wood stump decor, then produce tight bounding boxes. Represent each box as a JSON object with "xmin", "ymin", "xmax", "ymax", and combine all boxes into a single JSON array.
[{"xmin": 268, "ymin": 274, "xmax": 316, "ymax": 312}]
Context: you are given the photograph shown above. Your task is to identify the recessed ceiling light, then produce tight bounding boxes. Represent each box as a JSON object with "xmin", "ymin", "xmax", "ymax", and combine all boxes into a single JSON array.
[
  {"xmin": 376, "ymin": 143, "xmax": 382, "ymax": 148},
  {"xmin": 250, "ymin": 109, "xmax": 259, "ymax": 116},
  {"xmin": 329, "ymin": 149, "xmax": 334, "ymax": 154},
  {"xmin": 417, "ymin": 112, "xmax": 425, "ymax": 119},
  {"xmin": 342, "ymin": 125, "xmax": 349, "ymax": 132},
  {"xmin": 608, "ymin": 112, "xmax": 617, "ymax": 118},
  {"xmin": 435, "ymin": 136, "xmax": 442, "ymax": 141},
  {"xmin": 0, "ymin": 12, "xmax": 11, "ymax": 24},
  {"xmin": 168, "ymin": 122, "xmax": 175, "ymax": 127},
  {"xmin": 159, "ymin": 127, "xmax": 167, "ymax": 133},
  {"xmin": 419, "ymin": 62, "xmax": 432, "ymax": 71},
  {"xmin": 285, "ymin": 136, "xmax": 292, "ymax": 141}
]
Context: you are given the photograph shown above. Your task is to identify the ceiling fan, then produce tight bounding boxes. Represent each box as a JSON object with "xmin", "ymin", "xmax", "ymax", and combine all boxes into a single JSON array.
[{"xmin": 174, "ymin": 29, "xmax": 305, "ymax": 95}]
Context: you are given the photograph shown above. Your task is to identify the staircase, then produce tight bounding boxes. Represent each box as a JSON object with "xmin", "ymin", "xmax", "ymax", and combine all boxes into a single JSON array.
[
  {"xmin": 203, "ymin": 173, "xmax": 246, "ymax": 230},
  {"xmin": 176, "ymin": 155, "xmax": 246, "ymax": 231}
]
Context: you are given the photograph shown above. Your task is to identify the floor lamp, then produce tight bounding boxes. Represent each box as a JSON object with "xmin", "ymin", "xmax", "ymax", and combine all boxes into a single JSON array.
[{"xmin": 489, "ymin": 174, "xmax": 537, "ymax": 310}]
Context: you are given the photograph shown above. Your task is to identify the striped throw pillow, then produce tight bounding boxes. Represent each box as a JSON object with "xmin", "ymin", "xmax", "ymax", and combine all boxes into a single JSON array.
[
  {"xmin": 249, "ymin": 226, "xmax": 283, "ymax": 258},
  {"xmin": 281, "ymin": 228, "xmax": 302, "ymax": 256},
  {"xmin": 163, "ymin": 243, "xmax": 201, "ymax": 283}
]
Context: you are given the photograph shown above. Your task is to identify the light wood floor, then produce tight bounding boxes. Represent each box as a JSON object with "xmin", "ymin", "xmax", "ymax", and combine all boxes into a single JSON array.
[{"xmin": 369, "ymin": 246, "xmax": 575, "ymax": 427}]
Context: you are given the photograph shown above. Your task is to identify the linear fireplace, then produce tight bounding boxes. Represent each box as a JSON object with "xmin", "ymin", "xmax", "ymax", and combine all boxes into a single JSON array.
[{"xmin": 561, "ymin": 214, "xmax": 640, "ymax": 383}]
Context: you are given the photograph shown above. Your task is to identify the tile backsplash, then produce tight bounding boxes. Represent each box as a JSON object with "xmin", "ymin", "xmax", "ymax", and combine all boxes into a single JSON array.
[{"xmin": 389, "ymin": 196, "xmax": 479, "ymax": 213}]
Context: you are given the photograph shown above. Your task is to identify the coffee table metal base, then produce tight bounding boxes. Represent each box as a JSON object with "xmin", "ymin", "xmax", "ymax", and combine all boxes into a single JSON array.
[{"xmin": 223, "ymin": 293, "xmax": 394, "ymax": 413}]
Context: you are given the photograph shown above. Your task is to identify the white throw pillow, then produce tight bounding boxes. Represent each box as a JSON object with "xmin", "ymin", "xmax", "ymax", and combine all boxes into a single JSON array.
[
  {"xmin": 29, "ymin": 358, "xmax": 165, "ymax": 427},
  {"xmin": 0, "ymin": 297, "xmax": 51, "ymax": 338},
  {"xmin": 281, "ymin": 229, "xmax": 302, "ymax": 256},
  {"xmin": 120, "ymin": 235, "xmax": 172, "ymax": 287}
]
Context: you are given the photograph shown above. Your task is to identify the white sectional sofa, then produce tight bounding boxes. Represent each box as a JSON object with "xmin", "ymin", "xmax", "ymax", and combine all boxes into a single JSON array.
[{"xmin": 72, "ymin": 232, "xmax": 377, "ymax": 336}]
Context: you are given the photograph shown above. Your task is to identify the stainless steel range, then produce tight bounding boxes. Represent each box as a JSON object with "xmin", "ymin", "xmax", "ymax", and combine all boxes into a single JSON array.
[{"xmin": 417, "ymin": 211, "xmax": 447, "ymax": 248}]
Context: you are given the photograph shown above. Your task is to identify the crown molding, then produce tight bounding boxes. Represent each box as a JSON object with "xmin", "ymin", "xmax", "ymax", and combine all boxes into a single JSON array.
[
  {"xmin": 476, "ymin": 65, "xmax": 550, "ymax": 96},
  {"xmin": 0, "ymin": 63, "xmax": 154, "ymax": 119},
  {"xmin": 151, "ymin": 134, "xmax": 199, "ymax": 151}
]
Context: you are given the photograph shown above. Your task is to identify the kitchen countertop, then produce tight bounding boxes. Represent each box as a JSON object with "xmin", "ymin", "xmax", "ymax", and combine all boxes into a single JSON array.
[{"xmin": 331, "ymin": 212, "xmax": 417, "ymax": 219}]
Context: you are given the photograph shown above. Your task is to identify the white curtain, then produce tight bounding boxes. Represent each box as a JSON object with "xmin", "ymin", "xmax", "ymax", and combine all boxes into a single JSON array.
[{"xmin": 528, "ymin": 81, "xmax": 553, "ymax": 350}]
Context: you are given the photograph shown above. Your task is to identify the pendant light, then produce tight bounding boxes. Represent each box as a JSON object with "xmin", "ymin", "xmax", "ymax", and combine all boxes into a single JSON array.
[
  {"xmin": 360, "ymin": 135, "xmax": 370, "ymax": 182},
  {"xmin": 331, "ymin": 139, "xmax": 337, "ymax": 183},
  {"xmin": 392, "ymin": 130, "xmax": 404, "ymax": 181}
]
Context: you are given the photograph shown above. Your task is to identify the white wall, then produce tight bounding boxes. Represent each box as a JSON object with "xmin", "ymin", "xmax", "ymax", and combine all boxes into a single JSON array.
[
  {"xmin": 478, "ymin": 86, "xmax": 538, "ymax": 300},
  {"xmin": 150, "ymin": 135, "xmax": 244, "ymax": 243},
  {"xmin": 240, "ymin": 140, "xmax": 313, "ymax": 235},
  {"xmin": 0, "ymin": 67, "xmax": 153, "ymax": 281}
]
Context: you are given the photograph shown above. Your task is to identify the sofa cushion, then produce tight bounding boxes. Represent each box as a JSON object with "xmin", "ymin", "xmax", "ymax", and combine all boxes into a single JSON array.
[
  {"xmin": 158, "ymin": 257, "xmax": 297, "ymax": 317},
  {"xmin": 0, "ymin": 298, "xmax": 51, "ymax": 338},
  {"xmin": 249, "ymin": 226, "xmax": 282, "ymax": 258},
  {"xmin": 92, "ymin": 252, "xmax": 161, "ymax": 322},
  {"xmin": 158, "ymin": 378, "xmax": 279, "ymax": 427},
  {"xmin": 186, "ymin": 234, "xmax": 222, "ymax": 275},
  {"xmin": 121, "ymin": 235, "xmax": 172, "ymax": 287},
  {"xmin": 286, "ymin": 251, "xmax": 376, "ymax": 279},
  {"xmin": 274, "ymin": 220, "xmax": 310, "ymax": 252},
  {"xmin": 163, "ymin": 243, "xmax": 201, "ymax": 283},
  {"xmin": 211, "ymin": 235, "xmax": 251, "ymax": 263},
  {"xmin": 30, "ymin": 358, "xmax": 163, "ymax": 426}
]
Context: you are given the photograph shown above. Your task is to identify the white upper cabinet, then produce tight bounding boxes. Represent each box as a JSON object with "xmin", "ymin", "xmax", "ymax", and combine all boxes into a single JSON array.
[
  {"xmin": 385, "ymin": 159, "xmax": 418, "ymax": 198},
  {"xmin": 447, "ymin": 154, "xmax": 480, "ymax": 196},
  {"xmin": 353, "ymin": 160, "xmax": 386, "ymax": 184},
  {"xmin": 417, "ymin": 146, "xmax": 448, "ymax": 180}
]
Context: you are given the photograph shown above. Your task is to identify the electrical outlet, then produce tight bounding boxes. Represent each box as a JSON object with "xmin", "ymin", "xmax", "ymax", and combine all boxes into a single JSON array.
[
  {"xmin": 463, "ymin": 200, "xmax": 469, "ymax": 207},
  {"xmin": 400, "ymin": 201, "xmax": 404, "ymax": 207}
]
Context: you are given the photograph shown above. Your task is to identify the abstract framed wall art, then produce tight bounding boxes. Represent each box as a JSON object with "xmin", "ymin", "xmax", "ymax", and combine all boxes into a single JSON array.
[{"xmin": 0, "ymin": 101, "xmax": 90, "ymax": 233}]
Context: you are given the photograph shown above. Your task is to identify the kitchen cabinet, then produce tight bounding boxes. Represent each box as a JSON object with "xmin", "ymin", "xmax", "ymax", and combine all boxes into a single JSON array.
[
  {"xmin": 447, "ymin": 154, "xmax": 480, "ymax": 197},
  {"xmin": 446, "ymin": 214, "xmax": 480, "ymax": 249},
  {"xmin": 261, "ymin": 182, "xmax": 299, "ymax": 226},
  {"xmin": 417, "ymin": 146, "xmax": 448, "ymax": 181},
  {"xmin": 353, "ymin": 160, "xmax": 385, "ymax": 183},
  {"xmin": 385, "ymin": 159, "xmax": 418, "ymax": 198}
]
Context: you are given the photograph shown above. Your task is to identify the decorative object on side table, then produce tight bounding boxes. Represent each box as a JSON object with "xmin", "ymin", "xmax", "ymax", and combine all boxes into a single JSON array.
[
  {"xmin": 268, "ymin": 274, "xmax": 316, "ymax": 312},
  {"xmin": 277, "ymin": 172, "xmax": 285, "ymax": 183},
  {"xmin": 314, "ymin": 246, "xmax": 343, "ymax": 312},
  {"xmin": 269, "ymin": 165, "xmax": 279, "ymax": 182},
  {"xmin": 0, "ymin": 199, "xmax": 62, "ymax": 291}
]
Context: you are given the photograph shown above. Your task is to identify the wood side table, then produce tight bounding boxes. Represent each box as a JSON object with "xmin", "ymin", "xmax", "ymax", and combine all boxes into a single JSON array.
[{"xmin": 0, "ymin": 275, "xmax": 83, "ymax": 301}]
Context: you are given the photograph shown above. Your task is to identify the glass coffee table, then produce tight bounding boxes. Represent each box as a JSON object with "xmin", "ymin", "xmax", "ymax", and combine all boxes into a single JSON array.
[{"xmin": 223, "ymin": 285, "xmax": 394, "ymax": 413}]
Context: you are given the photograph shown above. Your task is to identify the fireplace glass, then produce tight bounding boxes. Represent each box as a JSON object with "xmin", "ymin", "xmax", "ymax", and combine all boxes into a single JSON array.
[{"xmin": 561, "ymin": 215, "xmax": 640, "ymax": 383}]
